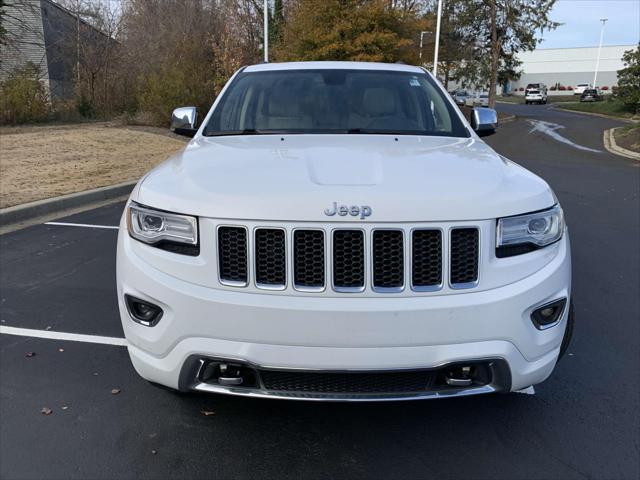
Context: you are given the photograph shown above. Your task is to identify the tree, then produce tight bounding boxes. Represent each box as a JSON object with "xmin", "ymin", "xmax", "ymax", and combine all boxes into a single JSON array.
[
  {"xmin": 277, "ymin": 0, "xmax": 427, "ymax": 64},
  {"xmin": 452, "ymin": 0, "xmax": 559, "ymax": 107},
  {"xmin": 617, "ymin": 44, "xmax": 640, "ymax": 114}
]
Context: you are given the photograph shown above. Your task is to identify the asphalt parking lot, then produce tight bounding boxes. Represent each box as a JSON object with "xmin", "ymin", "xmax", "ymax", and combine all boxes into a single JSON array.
[{"xmin": 1, "ymin": 104, "xmax": 639, "ymax": 479}]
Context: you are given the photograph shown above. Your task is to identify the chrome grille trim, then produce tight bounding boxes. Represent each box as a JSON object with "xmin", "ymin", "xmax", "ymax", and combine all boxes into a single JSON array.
[
  {"xmin": 292, "ymin": 228, "xmax": 326, "ymax": 292},
  {"xmin": 215, "ymin": 223, "xmax": 481, "ymax": 294},
  {"xmin": 449, "ymin": 227, "xmax": 480, "ymax": 289},
  {"xmin": 217, "ymin": 225, "xmax": 249, "ymax": 287},
  {"xmin": 410, "ymin": 228, "xmax": 444, "ymax": 292},
  {"xmin": 254, "ymin": 227, "xmax": 287, "ymax": 290},
  {"xmin": 371, "ymin": 229, "xmax": 405, "ymax": 293},
  {"xmin": 332, "ymin": 229, "xmax": 366, "ymax": 293}
]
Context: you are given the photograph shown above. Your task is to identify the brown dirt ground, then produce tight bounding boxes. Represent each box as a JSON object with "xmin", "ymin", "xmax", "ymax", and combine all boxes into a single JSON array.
[
  {"xmin": 0, "ymin": 123, "xmax": 187, "ymax": 208},
  {"xmin": 614, "ymin": 125, "xmax": 640, "ymax": 154}
]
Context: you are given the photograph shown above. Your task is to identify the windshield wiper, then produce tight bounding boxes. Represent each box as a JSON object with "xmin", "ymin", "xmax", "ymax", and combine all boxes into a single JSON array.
[{"xmin": 204, "ymin": 128, "xmax": 265, "ymax": 137}]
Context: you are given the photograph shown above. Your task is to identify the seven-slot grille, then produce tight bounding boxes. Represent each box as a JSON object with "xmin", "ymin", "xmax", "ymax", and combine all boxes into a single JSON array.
[{"xmin": 217, "ymin": 226, "xmax": 479, "ymax": 292}]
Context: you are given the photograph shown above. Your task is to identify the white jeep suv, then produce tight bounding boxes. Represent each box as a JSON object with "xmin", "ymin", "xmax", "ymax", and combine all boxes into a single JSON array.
[{"xmin": 117, "ymin": 62, "xmax": 573, "ymax": 401}]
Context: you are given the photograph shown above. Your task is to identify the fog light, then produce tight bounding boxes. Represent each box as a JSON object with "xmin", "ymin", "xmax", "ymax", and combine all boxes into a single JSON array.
[
  {"xmin": 531, "ymin": 298, "xmax": 566, "ymax": 329},
  {"xmin": 125, "ymin": 295, "xmax": 163, "ymax": 326}
]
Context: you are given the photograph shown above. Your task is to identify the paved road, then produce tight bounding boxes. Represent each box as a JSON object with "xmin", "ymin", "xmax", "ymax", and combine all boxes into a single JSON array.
[{"xmin": 1, "ymin": 104, "xmax": 638, "ymax": 480}]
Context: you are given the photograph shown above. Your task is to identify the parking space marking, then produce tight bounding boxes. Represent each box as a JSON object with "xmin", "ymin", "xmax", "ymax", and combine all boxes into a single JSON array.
[
  {"xmin": 45, "ymin": 222, "xmax": 119, "ymax": 230},
  {"xmin": 0, "ymin": 326, "xmax": 126, "ymax": 346}
]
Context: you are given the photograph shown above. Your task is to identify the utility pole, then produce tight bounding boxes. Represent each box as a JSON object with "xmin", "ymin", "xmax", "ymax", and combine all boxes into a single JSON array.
[
  {"xmin": 419, "ymin": 31, "xmax": 429, "ymax": 61},
  {"xmin": 263, "ymin": 0, "xmax": 269, "ymax": 62},
  {"xmin": 593, "ymin": 18, "xmax": 607, "ymax": 87},
  {"xmin": 76, "ymin": 0, "xmax": 80, "ymax": 83},
  {"xmin": 432, "ymin": 0, "xmax": 443, "ymax": 77}
]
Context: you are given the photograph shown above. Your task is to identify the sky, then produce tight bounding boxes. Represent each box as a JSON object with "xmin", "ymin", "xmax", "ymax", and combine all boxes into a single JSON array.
[{"xmin": 539, "ymin": 0, "xmax": 640, "ymax": 49}]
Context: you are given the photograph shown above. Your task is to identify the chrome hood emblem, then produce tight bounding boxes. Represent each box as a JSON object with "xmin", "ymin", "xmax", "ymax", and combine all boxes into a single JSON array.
[{"xmin": 324, "ymin": 202, "xmax": 372, "ymax": 220}]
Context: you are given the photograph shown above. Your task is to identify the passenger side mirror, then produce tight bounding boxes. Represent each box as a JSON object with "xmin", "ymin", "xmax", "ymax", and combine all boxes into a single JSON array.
[
  {"xmin": 171, "ymin": 107, "xmax": 198, "ymax": 137},
  {"xmin": 470, "ymin": 107, "xmax": 497, "ymax": 136}
]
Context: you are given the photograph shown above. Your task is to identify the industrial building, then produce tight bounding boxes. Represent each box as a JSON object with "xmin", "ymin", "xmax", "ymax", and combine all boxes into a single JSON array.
[{"xmin": 507, "ymin": 44, "xmax": 636, "ymax": 94}]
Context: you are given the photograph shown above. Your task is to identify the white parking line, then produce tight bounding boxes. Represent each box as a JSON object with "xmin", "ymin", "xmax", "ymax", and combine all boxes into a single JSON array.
[
  {"xmin": 0, "ymin": 326, "xmax": 127, "ymax": 346},
  {"xmin": 45, "ymin": 222, "xmax": 119, "ymax": 230}
]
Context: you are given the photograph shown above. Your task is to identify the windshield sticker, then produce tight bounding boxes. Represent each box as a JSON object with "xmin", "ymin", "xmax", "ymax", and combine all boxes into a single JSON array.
[{"xmin": 409, "ymin": 77, "xmax": 420, "ymax": 86}]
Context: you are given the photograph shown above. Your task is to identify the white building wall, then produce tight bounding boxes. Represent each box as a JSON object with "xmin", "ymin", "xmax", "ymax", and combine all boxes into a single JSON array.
[{"xmin": 509, "ymin": 45, "xmax": 635, "ymax": 93}]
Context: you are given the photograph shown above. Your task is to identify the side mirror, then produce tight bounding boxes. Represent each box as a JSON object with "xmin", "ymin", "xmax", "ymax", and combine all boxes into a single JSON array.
[
  {"xmin": 171, "ymin": 106, "xmax": 198, "ymax": 137},
  {"xmin": 470, "ymin": 107, "xmax": 497, "ymax": 136}
]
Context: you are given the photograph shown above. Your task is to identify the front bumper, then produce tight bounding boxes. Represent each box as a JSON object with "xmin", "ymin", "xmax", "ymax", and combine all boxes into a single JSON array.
[{"xmin": 117, "ymin": 229, "xmax": 571, "ymax": 401}]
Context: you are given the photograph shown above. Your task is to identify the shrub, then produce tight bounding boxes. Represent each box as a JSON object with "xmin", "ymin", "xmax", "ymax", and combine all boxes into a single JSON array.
[
  {"xmin": 0, "ymin": 63, "xmax": 49, "ymax": 124},
  {"xmin": 617, "ymin": 44, "xmax": 640, "ymax": 113}
]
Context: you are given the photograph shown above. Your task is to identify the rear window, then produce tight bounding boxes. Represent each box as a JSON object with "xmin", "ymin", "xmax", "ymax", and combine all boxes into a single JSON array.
[
  {"xmin": 584, "ymin": 89, "xmax": 597, "ymax": 94},
  {"xmin": 527, "ymin": 90, "xmax": 540, "ymax": 95},
  {"xmin": 205, "ymin": 69, "xmax": 469, "ymax": 138}
]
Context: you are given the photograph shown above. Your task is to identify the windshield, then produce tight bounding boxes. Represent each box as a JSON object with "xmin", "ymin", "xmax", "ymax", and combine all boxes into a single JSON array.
[{"xmin": 204, "ymin": 69, "xmax": 468, "ymax": 137}]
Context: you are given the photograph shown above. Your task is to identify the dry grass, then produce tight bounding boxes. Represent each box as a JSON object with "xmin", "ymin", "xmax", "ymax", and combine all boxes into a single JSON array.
[
  {"xmin": 0, "ymin": 123, "xmax": 187, "ymax": 208},
  {"xmin": 614, "ymin": 124, "xmax": 640, "ymax": 154}
]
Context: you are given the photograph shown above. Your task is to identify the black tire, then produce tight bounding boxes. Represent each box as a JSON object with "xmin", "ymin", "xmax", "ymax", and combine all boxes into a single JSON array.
[
  {"xmin": 558, "ymin": 300, "xmax": 575, "ymax": 361},
  {"xmin": 525, "ymin": 101, "xmax": 529, "ymax": 105}
]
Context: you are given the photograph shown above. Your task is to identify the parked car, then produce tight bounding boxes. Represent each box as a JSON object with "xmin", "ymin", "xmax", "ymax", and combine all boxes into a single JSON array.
[
  {"xmin": 574, "ymin": 83, "xmax": 592, "ymax": 95},
  {"xmin": 525, "ymin": 88, "xmax": 547, "ymax": 105},
  {"xmin": 525, "ymin": 83, "xmax": 546, "ymax": 93},
  {"xmin": 117, "ymin": 61, "xmax": 572, "ymax": 401},
  {"xmin": 465, "ymin": 92, "xmax": 489, "ymax": 107},
  {"xmin": 453, "ymin": 90, "xmax": 468, "ymax": 106},
  {"xmin": 580, "ymin": 89, "xmax": 601, "ymax": 102}
]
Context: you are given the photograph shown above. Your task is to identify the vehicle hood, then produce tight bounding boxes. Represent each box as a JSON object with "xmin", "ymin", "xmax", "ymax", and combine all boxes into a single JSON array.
[{"xmin": 136, "ymin": 135, "xmax": 555, "ymax": 222}]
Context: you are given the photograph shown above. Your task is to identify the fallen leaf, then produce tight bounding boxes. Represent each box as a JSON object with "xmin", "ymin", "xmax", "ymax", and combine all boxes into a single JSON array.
[
  {"xmin": 45, "ymin": 326, "xmax": 52, "ymax": 331},
  {"xmin": 41, "ymin": 407, "xmax": 53, "ymax": 415},
  {"xmin": 200, "ymin": 410, "xmax": 216, "ymax": 416},
  {"xmin": 58, "ymin": 348, "xmax": 65, "ymax": 352},
  {"xmin": 61, "ymin": 406, "xmax": 69, "ymax": 411},
  {"xmin": 93, "ymin": 372, "xmax": 99, "ymax": 376},
  {"xmin": 151, "ymin": 450, "xmax": 158, "ymax": 455},
  {"xmin": 111, "ymin": 388, "xmax": 121, "ymax": 395},
  {"xmin": 25, "ymin": 352, "xmax": 36, "ymax": 358}
]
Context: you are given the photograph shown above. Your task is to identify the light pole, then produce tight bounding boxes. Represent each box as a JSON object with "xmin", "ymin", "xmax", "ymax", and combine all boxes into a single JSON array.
[
  {"xmin": 593, "ymin": 18, "xmax": 607, "ymax": 87},
  {"xmin": 263, "ymin": 0, "xmax": 269, "ymax": 62},
  {"xmin": 433, "ymin": 0, "xmax": 443, "ymax": 77},
  {"xmin": 419, "ymin": 31, "xmax": 430, "ymax": 61}
]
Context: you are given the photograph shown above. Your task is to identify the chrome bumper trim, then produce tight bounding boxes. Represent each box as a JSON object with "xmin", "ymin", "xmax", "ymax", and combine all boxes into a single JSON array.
[{"xmin": 192, "ymin": 382, "xmax": 497, "ymax": 402}]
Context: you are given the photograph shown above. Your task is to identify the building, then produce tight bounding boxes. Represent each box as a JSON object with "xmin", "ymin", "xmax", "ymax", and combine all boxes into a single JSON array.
[
  {"xmin": 0, "ymin": 0, "xmax": 108, "ymax": 100},
  {"xmin": 507, "ymin": 44, "xmax": 636, "ymax": 94}
]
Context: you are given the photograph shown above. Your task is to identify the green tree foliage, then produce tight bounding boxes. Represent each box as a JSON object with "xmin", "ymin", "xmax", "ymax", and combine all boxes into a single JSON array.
[
  {"xmin": 617, "ymin": 44, "xmax": 640, "ymax": 114},
  {"xmin": 449, "ymin": 0, "xmax": 559, "ymax": 107},
  {"xmin": 277, "ymin": 0, "xmax": 427, "ymax": 64},
  {"xmin": 0, "ymin": 63, "xmax": 49, "ymax": 124}
]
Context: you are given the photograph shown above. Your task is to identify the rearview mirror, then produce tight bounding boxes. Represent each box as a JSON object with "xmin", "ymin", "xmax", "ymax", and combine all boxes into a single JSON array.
[
  {"xmin": 171, "ymin": 107, "xmax": 198, "ymax": 137},
  {"xmin": 470, "ymin": 107, "xmax": 497, "ymax": 136}
]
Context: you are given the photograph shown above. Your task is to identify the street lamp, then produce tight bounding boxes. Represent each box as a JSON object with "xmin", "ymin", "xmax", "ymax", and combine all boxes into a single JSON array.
[
  {"xmin": 419, "ymin": 31, "xmax": 430, "ymax": 61},
  {"xmin": 593, "ymin": 18, "xmax": 607, "ymax": 87},
  {"xmin": 263, "ymin": 0, "xmax": 269, "ymax": 62},
  {"xmin": 433, "ymin": 0, "xmax": 443, "ymax": 78}
]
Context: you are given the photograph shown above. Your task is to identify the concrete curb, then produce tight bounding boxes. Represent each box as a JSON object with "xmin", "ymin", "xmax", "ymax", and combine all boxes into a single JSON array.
[
  {"xmin": 0, "ymin": 181, "xmax": 136, "ymax": 226},
  {"xmin": 554, "ymin": 104, "xmax": 639, "ymax": 124},
  {"xmin": 604, "ymin": 128, "xmax": 640, "ymax": 161}
]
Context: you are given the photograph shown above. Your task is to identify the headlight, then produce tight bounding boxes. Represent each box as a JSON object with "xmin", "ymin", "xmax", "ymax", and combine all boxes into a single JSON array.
[
  {"xmin": 496, "ymin": 205, "xmax": 564, "ymax": 258},
  {"xmin": 127, "ymin": 202, "xmax": 199, "ymax": 255}
]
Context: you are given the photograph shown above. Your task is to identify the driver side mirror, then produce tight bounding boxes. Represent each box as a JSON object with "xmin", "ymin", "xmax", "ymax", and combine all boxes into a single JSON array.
[
  {"xmin": 470, "ymin": 107, "xmax": 497, "ymax": 136},
  {"xmin": 171, "ymin": 107, "xmax": 198, "ymax": 137}
]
